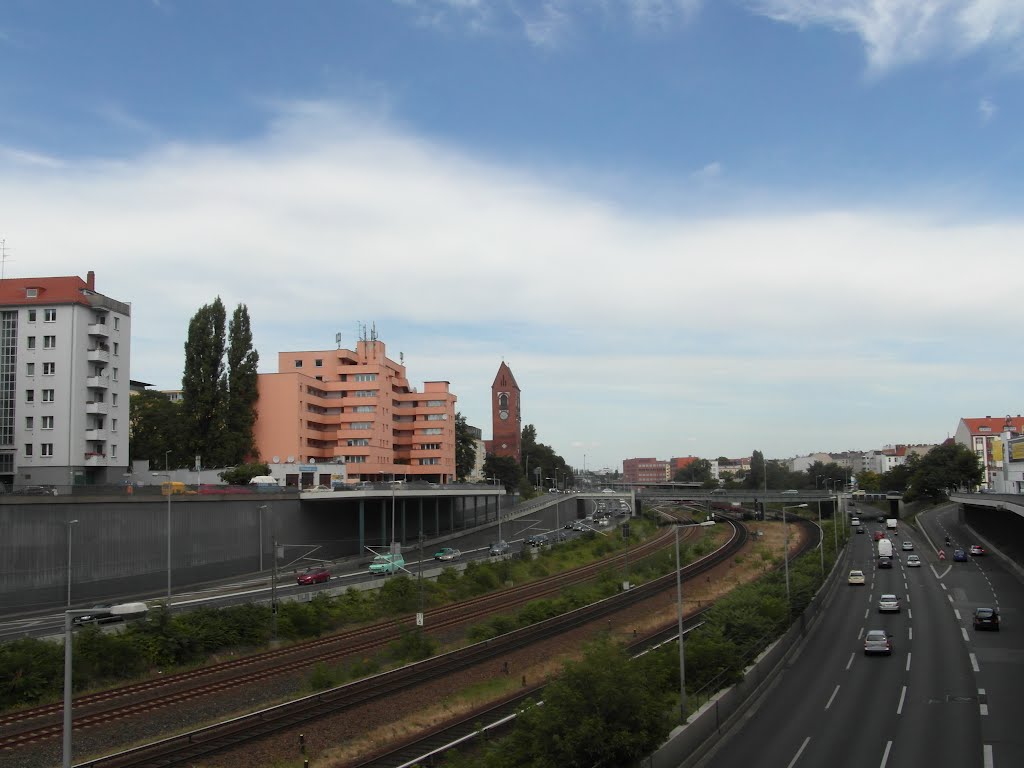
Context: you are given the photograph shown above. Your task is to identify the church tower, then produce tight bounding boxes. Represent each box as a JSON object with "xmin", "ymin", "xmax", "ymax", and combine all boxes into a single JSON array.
[{"xmin": 488, "ymin": 361, "xmax": 521, "ymax": 463}]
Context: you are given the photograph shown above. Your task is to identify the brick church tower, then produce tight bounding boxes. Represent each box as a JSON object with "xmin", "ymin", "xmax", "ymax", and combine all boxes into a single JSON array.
[{"xmin": 485, "ymin": 361, "xmax": 521, "ymax": 463}]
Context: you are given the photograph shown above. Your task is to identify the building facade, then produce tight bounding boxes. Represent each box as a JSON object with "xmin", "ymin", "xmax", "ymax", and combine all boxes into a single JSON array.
[
  {"xmin": 252, "ymin": 336, "xmax": 457, "ymax": 484},
  {"xmin": 483, "ymin": 361, "xmax": 521, "ymax": 463},
  {"xmin": 622, "ymin": 457, "xmax": 670, "ymax": 484},
  {"xmin": 956, "ymin": 415, "xmax": 1024, "ymax": 490},
  {"xmin": 0, "ymin": 272, "xmax": 131, "ymax": 490}
]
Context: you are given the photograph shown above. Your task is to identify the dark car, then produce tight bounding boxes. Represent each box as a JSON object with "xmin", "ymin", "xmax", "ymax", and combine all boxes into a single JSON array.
[
  {"xmin": 524, "ymin": 534, "xmax": 548, "ymax": 548},
  {"xmin": 973, "ymin": 607, "xmax": 1000, "ymax": 631},
  {"xmin": 22, "ymin": 485, "xmax": 58, "ymax": 496},
  {"xmin": 857, "ymin": 526, "xmax": 865, "ymax": 534},
  {"xmin": 488, "ymin": 540, "xmax": 511, "ymax": 556},
  {"xmin": 296, "ymin": 567, "xmax": 331, "ymax": 585},
  {"xmin": 953, "ymin": 548, "xmax": 968, "ymax": 562},
  {"xmin": 878, "ymin": 556, "xmax": 893, "ymax": 569}
]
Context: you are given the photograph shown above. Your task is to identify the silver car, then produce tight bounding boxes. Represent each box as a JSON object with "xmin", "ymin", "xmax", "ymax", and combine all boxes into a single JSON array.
[
  {"xmin": 864, "ymin": 629, "xmax": 894, "ymax": 655},
  {"xmin": 878, "ymin": 594, "xmax": 901, "ymax": 613}
]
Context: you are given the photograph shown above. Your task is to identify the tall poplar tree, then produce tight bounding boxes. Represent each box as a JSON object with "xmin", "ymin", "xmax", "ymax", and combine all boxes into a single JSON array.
[
  {"xmin": 225, "ymin": 304, "xmax": 260, "ymax": 464},
  {"xmin": 181, "ymin": 298, "xmax": 228, "ymax": 467}
]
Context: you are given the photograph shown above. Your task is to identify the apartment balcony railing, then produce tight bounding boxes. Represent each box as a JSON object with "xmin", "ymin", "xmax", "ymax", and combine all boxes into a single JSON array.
[
  {"xmin": 86, "ymin": 376, "xmax": 109, "ymax": 389},
  {"xmin": 85, "ymin": 401, "xmax": 109, "ymax": 415},
  {"xmin": 87, "ymin": 347, "xmax": 110, "ymax": 364},
  {"xmin": 87, "ymin": 322, "xmax": 110, "ymax": 338},
  {"xmin": 83, "ymin": 452, "xmax": 107, "ymax": 467},
  {"xmin": 85, "ymin": 428, "xmax": 107, "ymax": 441}
]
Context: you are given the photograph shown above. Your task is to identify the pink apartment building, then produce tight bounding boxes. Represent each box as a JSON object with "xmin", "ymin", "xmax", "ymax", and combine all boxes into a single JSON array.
[{"xmin": 252, "ymin": 337, "xmax": 457, "ymax": 484}]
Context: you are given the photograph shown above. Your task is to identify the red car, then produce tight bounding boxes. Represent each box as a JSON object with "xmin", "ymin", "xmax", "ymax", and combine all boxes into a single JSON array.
[
  {"xmin": 296, "ymin": 567, "xmax": 331, "ymax": 585},
  {"xmin": 873, "ymin": 531, "xmax": 885, "ymax": 541}
]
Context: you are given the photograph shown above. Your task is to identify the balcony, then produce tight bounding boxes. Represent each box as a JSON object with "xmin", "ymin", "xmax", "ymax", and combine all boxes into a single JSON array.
[
  {"xmin": 85, "ymin": 401, "xmax": 108, "ymax": 415},
  {"xmin": 87, "ymin": 347, "xmax": 110, "ymax": 364},
  {"xmin": 86, "ymin": 376, "xmax": 109, "ymax": 389},
  {"xmin": 85, "ymin": 428, "xmax": 107, "ymax": 441},
  {"xmin": 87, "ymin": 322, "xmax": 110, "ymax": 338},
  {"xmin": 83, "ymin": 452, "xmax": 107, "ymax": 467}
]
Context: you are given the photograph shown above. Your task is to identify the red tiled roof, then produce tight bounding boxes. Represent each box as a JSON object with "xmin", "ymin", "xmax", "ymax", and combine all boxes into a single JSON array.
[
  {"xmin": 0, "ymin": 275, "xmax": 92, "ymax": 307},
  {"xmin": 962, "ymin": 416, "xmax": 1024, "ymax": 436}
]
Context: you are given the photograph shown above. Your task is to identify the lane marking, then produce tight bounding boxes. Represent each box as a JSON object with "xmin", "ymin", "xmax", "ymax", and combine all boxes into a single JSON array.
[
  {"xmin": 908, "ymin": 608, "xmax": 913, "ymax": 620},
  {"xmin": 908, "ymin": 627, "xmax": 913, "ymax": 641},
  {"xmin": 880, "ymin": 740, "xmax": 893, "ymax": 768},
  {"xmin": 897, "ymin": 685, "xmax": 907, "ymax": 715},
  {"xmin": 934, "ymin": 565, "xmax": 952, "ymax": 579},
  {"xmin": 954, "ymin": 609, "xmax": 962, "ymax": 620},
  {"xmin": 948, "ymin": 594, "xmax": 954, "ymax": 604},
  {"xmin": 825, "ymin": 684, "xmax": 840, "ymax": 710},
  {"xmin": 864, "ymin": 609, "xmax": 870, "ymax": 620},
  {"xmin": 970, "ymin": 653, "xmax": 980, "ymax": 672},
  {"xmin": 786, "ymin": 736, "xmax": 811, "ymax": 768},
  {"xmin": 941, "ymin": 583, "xmax": 948, "ymax": 590},
  {"xmin": 983, "ymin": 744, "xmax": 993, "ymax": 767},
  {"xmin": 962, "ymin": 628, "xmax": 970, "ymax": 642},
  {"xmin": 858, "ymin": 627, "xmax": 864, "ymax": 640},
  {"xmin": 905, "ymin": 653, "xmax": 912, "ymax": 672},
  {"xmin": 846, "ymin": 653, "xmax": 855, "ymax": 671}
]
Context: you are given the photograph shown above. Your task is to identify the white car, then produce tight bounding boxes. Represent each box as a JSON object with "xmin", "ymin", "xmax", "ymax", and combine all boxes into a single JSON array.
[
  {"xmin": 848, "ymin": 569, "xmax": 865, "ymax": 585},
  {"xmin": 850, "ymin": 517, "xmax": 861, "ymax": 526},
  {"xmin": 901, "ymin": 540, "xmax": 914, "ymax": 551},
  {"xmin": 906, "ymin": 554, "xmax": 921, "ymax": 567},
  {"xmin": 878, "ymin": 594, "xmax": 901, "ymax": 613}
]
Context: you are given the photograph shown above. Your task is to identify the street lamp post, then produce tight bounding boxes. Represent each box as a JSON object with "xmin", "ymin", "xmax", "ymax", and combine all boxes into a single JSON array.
[
  {"xmin": 675, "ymin": 523, "xmax": 686, "ymax": 720},
  {"xmin": 152, "ymin": 473, "xmax": 172, "ymax": 598},
  {"xmin": 782, "ymin": 504, "xmax": 808, "ymax": 621},
  {"xmin": 65, "ymin": 519, "xmax": 78, "ymax": 607},
  {"xmin": 258, "ymin": 505, "xmax": 267, "ymax": 572},
  {"xmin": 815, "ymin": 499, "xmax": 825, "ymax": 575}
]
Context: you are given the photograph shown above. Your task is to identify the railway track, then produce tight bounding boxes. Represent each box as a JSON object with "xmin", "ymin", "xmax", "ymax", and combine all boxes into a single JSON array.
[
  {"xmin": 70, "ymin": 519, "xmax": 753, "ymax": 767},
  {"xmin": 0, "ymin": 519, "xmax": 692, "ymax": 756}
]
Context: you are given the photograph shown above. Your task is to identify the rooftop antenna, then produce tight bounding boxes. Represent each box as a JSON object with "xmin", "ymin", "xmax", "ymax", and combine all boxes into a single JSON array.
[
  {"xmin": 370, "ymin": 321, "xmax": 378, "ymax": 342},
  {"xmin": 335, "ymin": 331, "xmax": 342, "ymax": 350},
  {"xmin": 0, "ymin": 239, "xmax": 9, "ymax": 280},
  {"xmin": 400, "ymin": 352, "xmax": 404, "ymax": 365}
]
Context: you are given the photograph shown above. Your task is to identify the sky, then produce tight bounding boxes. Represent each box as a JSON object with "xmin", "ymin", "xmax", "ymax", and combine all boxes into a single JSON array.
[{"xmin": 2, "ymin": 0, "xmax": 1023, "ymax": 472}]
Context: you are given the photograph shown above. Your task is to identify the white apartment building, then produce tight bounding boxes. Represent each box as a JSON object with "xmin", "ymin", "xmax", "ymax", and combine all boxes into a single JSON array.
[{"xmin": 2, "ymin": 272, "xmax": 131, "ymax": 491}]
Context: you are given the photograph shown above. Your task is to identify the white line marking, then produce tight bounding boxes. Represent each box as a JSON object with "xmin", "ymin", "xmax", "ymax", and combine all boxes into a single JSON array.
[
  {"xmin": 983, "ymin": 744, "xmax": 993, "ymax": 767},
  {"xmin": 908, "ymin": 609, "xmax": 913, "ymax": 620},
  {"xmin": 970, "ymin": 653, "xmax": 980, "ymax": 672},
  {"xmin": 935, "ymin": 565, "xmax": 952, "ymax": 579},
  {"xmin": 941, "ymin": 582, "xmax": 948, "ymax": 590},
  {"xmin": 905, "ymin": 653, "xmax": 912, "ymax": 672},
  {"xmin": 908, "ymin": 627, "xmax": 913, "ymax": 641},
  {"xmin": 980, "ymin": 703, "xmax": 989, "ymax": 716},
  {"xmin": 846, "ymin": 653, "xmax": 855, "ymax": 671},
  {"xmin": 897, "ymin": 685, "xmax": 907, "ymax": 714},
  {"xmin": 880, "ymin": 740, "xmax": 893, "ymax": 768},
  {"xmin": 962, "ymin": 628, "xmax": 970, "ymax": 642},
  {"xmin": 954, "ymin": 609, "xmax": 962, "ymax": 620},
  {"xmin": 864, "ymin": 609, "xmax": 870, "ymax": 619},
  {"xmin": 787, "ymin": 736, "xmax": 811, "ymax": 768},
  {"xmin": 825, "ymin": 685, "xmax": 840, "ymax": 710},
  {"xmin": 858, "ymin": 627, "xmax": 864, "ymax": 640},
  {"xmin": 948, "ymin": 594, "xmax": 954, "ymax": 604}
]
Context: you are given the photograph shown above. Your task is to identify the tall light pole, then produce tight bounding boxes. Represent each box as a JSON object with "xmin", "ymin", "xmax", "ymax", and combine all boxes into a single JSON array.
[
  {"xmin": 153, "ymin": 473, "xmax": 172, "ymax": 598},
  {"xmin": 258, "ymin": 505, "xmax": 267, "ymax": 572},
  {"xmin": 815, "ymin": 499, "xmax": 824, "ymax": 575},
  {"xmin": 66, "ymin": 519, "xmax": 78, "ymax": 607},
  {"xmin": 675, "ymin": 523, "xmax": 686, "ymax": 720},
  {"xmin": 782, "ymin": 504, "xmax": 808, "ymax": 621}
]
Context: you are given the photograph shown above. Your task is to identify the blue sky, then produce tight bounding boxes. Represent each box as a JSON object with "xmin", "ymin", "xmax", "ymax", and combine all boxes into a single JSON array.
[{"xmin": 2, "ymin": 0, "xmax": 1022, "ymax": 471}]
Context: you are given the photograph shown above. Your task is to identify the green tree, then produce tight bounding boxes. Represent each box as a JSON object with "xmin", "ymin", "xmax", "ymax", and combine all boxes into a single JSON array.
[
  {"xmin": 673, "ymin": 458, "xmax": 712, "ymax": 484},
  {"xmin": 220, "ymin": 461, "xmax": 271, "ymax": 485},
  {"xmin": 129, "ymin": 390, "xmax": 185, "ymax": 467},
  {"xmin": 881, "ymin": 462, "xmax": 912, "ymax": 493},
  {"xmin": 454, "ymin": 412, "xmax": 477, "ymax": 481},
  {"xmin": 905, "ymin": 443, "xmax": 983, "ymax": 502},
  {"xmin": 482, "ymin": 454, "xmax": 521, "ymax": 490},
  {"xmin": 502, "ymin": 640, "xmax": 673, "ymax": 768},
  {"xmin": 855, "ymin": 470, "xmax": 881, "ymax": 492},
  {"xmin": 181, "ymin": 298, "xmax": 228, "ymax": 467},
  {"xmin": 224, "ymin": 304, "xmax": 260, "ymax": 465}
]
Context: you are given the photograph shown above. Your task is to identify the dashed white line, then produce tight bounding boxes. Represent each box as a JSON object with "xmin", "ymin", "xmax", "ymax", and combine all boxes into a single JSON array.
[
  {"xmin": 954, "ymin": 609, "xmax": 962, "ymax": 620},
  {"xmin": 858, "ymin": 627, "xmax": 864, "ymax": 640},
  {"xmin": 825, "ymin": 685, "xmax": 840, "ymax": 710},
  {"xmin": 970, "ymin": 653, "xmax": 980, "ymax": 672},
  {"xmin": 980, "ymin": 703, "xmax": 989, "ymax": 716},
  {"xmin": 941, "ymin": 583, "xmax": 948, "ymax": 590},
  {"xmin": 864, "ymin": 609, "xmax": 870, "ymax": 620},
  {"xmin": 908, "ymin": 609, "xmax": 913, "ymax": 620},
  {"xmin": 846, "ymin": 653, "xmax": 855, "ymax": 671},
  {"xmin": 962, "ymin": 628, "xmax": 970, "ymax": 642},
  {"xmin": 983, "ymin": 744, "xmax": 994, "ymax": 767},
  {"xmin": 897, "ymin": 685, "xmax": 907, "ymax": 715},
  {"xmin": 787, "ymin": 736, "xmax": 811, "ymax": 768},
  {"xmin": 908, "ymin": 627, "xmax": 913, "ymax": 641},
  {"xmin": 905, "ymin": 653, "xmax": 912, "ymax": 672},
  {"xmin": 880, "ymin": 740, "xmax": 893, "ymax": 768},
  {"xmin": 948, "ymin": 594, "xmax": 955, "ymax": 604}
]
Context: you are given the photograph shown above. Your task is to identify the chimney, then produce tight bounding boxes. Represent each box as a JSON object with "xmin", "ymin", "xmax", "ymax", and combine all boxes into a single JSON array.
[{"xmin": 86, "ymin": 271, "xmax": 95, "ymax": 290}]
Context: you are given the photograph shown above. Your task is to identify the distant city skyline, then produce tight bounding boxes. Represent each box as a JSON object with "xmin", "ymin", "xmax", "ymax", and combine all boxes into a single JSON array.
[{"xmin": 2, "ymin": 2, "xmax": 1021, "ymax": 469}]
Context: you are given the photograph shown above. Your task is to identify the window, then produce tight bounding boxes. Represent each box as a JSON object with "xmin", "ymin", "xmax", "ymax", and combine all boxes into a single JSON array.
[
  {"xmin": 112, "ymin": 367, "xmax": 118, "ymax": 381},
  {"xmin": 426, "ymin": 413, "xmax": 447, "ymax": 421},
  {"xmin": 41, "ymin": 443, "xmax": 53, "ymax": 457},
  {"xmin": 422, "ymin": 428, "xmax": 443, "ymax": 435},
  {"xmin": 43, "ymin": 335, "xmax": 55, "ymax": 349},
  {"xmin": 42, "ymin": 389, "xmax": 54, "ymax": 402},
  {"xmin": 113, "ymin": 317, "xmax": 119, "ymax": 330},
  {"xmin": 111, "ymin": 393, "xmax": 118, "ymax": 406},
  {"xmin": 25, "ymin": 417, "xmax": 33, "ymax": 430},
  {"xmin": 111, "ymin": 444, "xmax": 117, "ymax": 458},
  {"xmin": 26, "ymin": 390, "xmax": 34, "ymax": 403},
  {"xmin": 41, "ymin": 416, "xmax": 53, "ymax": 430},
  {"xmin": 27, "ymin": 309, "xmax": 36, "ymax": 322},
  {"xmin": 26, "ymin": 363, "xmax": 34, "ymax": 376},
  {"xmin": 26, "ymin": 336, "xmax": 35, "ymax": 350},
  {"xmin": 315, "ymin": 359, "xmax": 323, "ymax": 367},
  {"xmin": 345, "ymin": 455, "xmax": 367, "ymax": 463},
  {"xmin": 355, "ymin": 373, "xmax": 377, "ymax": 382},
  {"xmin": 353, "ymin": 405, "xmax": 375, "ymax": 413},
  {"xmin": 111, "ymin": 418, "xmax": 117, "ymax": 432},
  {"xmin": 44, "ymin": 308, "xmax": 56, "ymax": 322},
  {"xmin": 26, "ymin": 288, "xmax": 38, "ymax": 298},
  {"xmin": 350, "ymin": 422, "xmax": 372, "ymax": 430},
  {"xmin": 347, "ymin": 438, "xmax": 370, "ymax": 447},
  {"xmin": 421, "ymin": 458, "xmax": 440, "ymax": 465},
  {"xmin": 113, "ymin": 342, "xmax": 119, "ymax": 356},
  {"xmin": 426, "ymin": 400, "xmax": 445, "ymax": 407},
  {"xmin": 24, "ymin": 444, "xmax": 32, "ymax": 457},
  {"xmin": 355, "ymin": 390, "xmax": 376, "ymax": 398},
  {"xmin": 419, "ymin": 443, "xmax": 441, "ymax": 451},
  {"xmin": 294, "ymin": 359, "xmax": 303, "ymax": 368},
  {"xmin": 42, "ymin": 362, "xmax": 55, "ymax": 375}
]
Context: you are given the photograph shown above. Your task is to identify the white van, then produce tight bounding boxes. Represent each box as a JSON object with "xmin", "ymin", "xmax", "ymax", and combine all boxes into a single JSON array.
[{"xmin": 877, "ymin": 538, "xmax": 893, "ymax": 559}]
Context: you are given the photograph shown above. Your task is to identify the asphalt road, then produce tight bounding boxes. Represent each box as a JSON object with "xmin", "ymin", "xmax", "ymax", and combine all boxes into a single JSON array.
[{"xmin": 699, "ymin": 505, "xmax": 1022, "ymax": 767}]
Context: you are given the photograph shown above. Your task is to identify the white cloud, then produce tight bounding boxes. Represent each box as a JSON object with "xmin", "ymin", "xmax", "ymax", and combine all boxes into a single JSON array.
[
  {"xmin": 978, "ymin": 97, "xmax": 997, "ymax": 122},
  {"xmin": 0, "ymin": 145, "xmax": 64, "ymax": 168},
  {"xmin": 750, "ymin": 0, "xmax": 1024, "ymax": 73},
  {"xmin": 691, "ymin": 160, "xmax": 722, "ymax": 180},
  {"xmin": 3, "ymin": 101, "xmax": 1020, "ymax": 464}
]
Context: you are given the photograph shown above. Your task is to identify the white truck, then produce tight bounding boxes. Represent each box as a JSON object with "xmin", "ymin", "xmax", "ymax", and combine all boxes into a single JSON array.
[
  {"xmin": 886, "ymin": 518, "xmax": 898, "ymax": 531},
  {"xmin": 877, "ymin": 538, "xmax": 894, "ymax": 558}
]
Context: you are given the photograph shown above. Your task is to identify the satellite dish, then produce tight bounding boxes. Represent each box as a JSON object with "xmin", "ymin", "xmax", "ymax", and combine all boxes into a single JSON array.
[
  {"xmin": 272, "ymin": 456, "xmax": 280, "ymax": 464},
  {"xmin": 286, "ymin": 456, "xmax": 295, "ymax": 464},
  {"xmin": 310, "ymin": 457, "xmax": 317, "ymax": 464}
]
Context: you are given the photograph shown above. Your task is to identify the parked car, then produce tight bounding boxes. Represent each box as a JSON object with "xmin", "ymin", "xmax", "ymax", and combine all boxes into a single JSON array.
[
  {"xmin": 296, "ymin": 567, "xmax": 331, "ymax": 585},
  {"xmin": 906, "ymin": 554, "xmax": 921, "ymax": 567},
  {"xmin": 488, "ymin": 540, "xmax": 511, "ymax": 556},
  {"xmin": 433, "ymin": 547, "xmax": 461, "ymax": 562},
  {"xmin": 969, "ymin": 544, "xmax": 986, "ymax": 556},
  {"xmin": 953, "ymin": 548, "xmax": 968, "ymax": 562},
  {"xmin": 878, "ymin": 594, "xmax": 901, "ymax": 613},
  {"xmin": 22, "ymin": 485, "xmax": 58, "ymax": 496},
  {"xmin": 848, "ymin": 569, "xmax": 865, "ymax": 585},
  {"xmin": 973, "ymin": 607, "xmax": 1000, "ymax": 631},
  {"xmin": 864, "ymin": 629, "xmax": 894, "ymax": 655}
]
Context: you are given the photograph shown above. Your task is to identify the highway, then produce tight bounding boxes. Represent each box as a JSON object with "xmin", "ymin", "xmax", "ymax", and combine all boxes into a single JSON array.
[{"xmin": 699, "ymin": 504, "xmax": 1022, "ymax": 767}]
